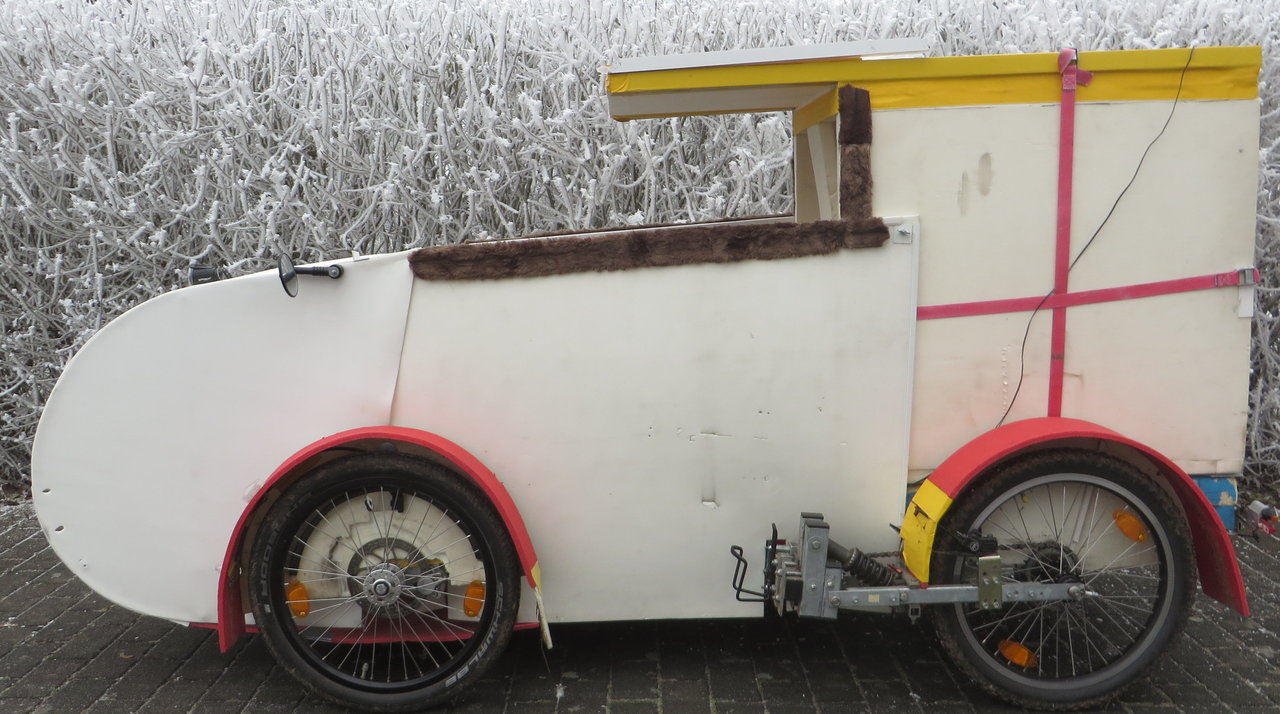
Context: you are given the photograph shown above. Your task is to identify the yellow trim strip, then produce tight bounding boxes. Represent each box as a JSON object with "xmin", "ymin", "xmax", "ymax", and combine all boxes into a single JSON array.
[
  {"xmin": 860, "ymin": 65, "xmax": 1254, "ymax": 110},
  {"xmin": 791, "ymin": 86, "xmax": 839, "ymax": 132},
  {"xmin": 900, "ymin": 480, "xmax": 954, "ymax": 584},
  {"xmin": 609, "ymin": 46, "xmax": 1259, "ymax": 112}
]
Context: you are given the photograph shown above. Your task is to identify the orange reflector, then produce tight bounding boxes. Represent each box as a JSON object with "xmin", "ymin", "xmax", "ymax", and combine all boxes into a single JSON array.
[
  {"xmin": 998, "ymin": 639, "xmax": 1038, "ymax": 668},
  {"xmin": 463, "ymin": 580, "xmax": 486, "ymax": 617},
  {"xmin": 285, "ymin": 579, "xmax": 311, "ymax": 618},
  {"xmin": 1113, "ymin": 509, "xmax": 1148, "ymax": 542}
]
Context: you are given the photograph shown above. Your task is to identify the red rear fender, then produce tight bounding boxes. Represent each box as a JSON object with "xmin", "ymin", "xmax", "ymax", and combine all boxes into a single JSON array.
[{"xmin": 907, "ymin": 417, "xmax": 1248, "ymax": 616}]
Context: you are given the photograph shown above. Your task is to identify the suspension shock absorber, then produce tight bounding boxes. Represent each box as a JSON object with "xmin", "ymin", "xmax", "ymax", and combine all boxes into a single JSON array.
[{"xmin": 827, "ymin": 539, "xmax": 898, "ymax": 586}]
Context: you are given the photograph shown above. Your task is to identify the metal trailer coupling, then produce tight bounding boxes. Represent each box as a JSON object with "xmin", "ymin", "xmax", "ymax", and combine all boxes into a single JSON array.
[{"xmin": 731, "ymin": 513, "xmax": 1095, "ymax": 621}]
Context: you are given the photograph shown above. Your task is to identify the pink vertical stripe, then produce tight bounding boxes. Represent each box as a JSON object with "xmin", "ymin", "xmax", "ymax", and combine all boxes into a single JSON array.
[{"xmin": 1048, "ymin": 50, "xmax": 1091, "ymax": 418}]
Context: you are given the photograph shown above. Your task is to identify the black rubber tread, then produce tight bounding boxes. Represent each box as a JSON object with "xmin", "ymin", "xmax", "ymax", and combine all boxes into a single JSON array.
[
  {"xmin": 247, "ymin": 453, "xmax": 520, "ymax": 712},
  {"xmin": 929, "ymin": 450, "xmax": 1194, "ymax": 711}
]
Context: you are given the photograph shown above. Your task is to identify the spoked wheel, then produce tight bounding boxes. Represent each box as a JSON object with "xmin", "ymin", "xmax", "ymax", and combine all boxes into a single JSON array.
[
  {"xmin": 931, "ymin": 450, "xmax": 1194, "ymax": 710},
  {"xmin": 248, "ymin": 453, "xmax": 519, "ymax": 712}
]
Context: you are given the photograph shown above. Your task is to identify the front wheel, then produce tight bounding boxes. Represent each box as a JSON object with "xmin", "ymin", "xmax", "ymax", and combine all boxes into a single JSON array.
[
  {"xmin": 930, "ymin": 450, "xmax": 1194, "ymax": 710},
  {"xmin": 247, "ymin": 453, "xmax": 519, "ymax": 712}
]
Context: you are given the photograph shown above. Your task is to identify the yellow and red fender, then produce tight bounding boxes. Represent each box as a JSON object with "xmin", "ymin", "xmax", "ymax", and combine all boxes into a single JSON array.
[{"xmin": 900, "ymin": 417, "xmax": 1249, "ymax": 616}]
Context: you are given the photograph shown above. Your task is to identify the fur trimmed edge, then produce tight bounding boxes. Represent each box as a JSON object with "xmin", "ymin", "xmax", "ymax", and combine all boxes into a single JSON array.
[
  {"xmin": 841, "ymin": 144, "xmax": 873, "ymax": 221},
  {"xmin": 409, "ymin": 217, "xmax": 888, "ymax": 281},
  {"xmin": 838, "ymin": 85, "xmax": 871, "ymax": 146}
]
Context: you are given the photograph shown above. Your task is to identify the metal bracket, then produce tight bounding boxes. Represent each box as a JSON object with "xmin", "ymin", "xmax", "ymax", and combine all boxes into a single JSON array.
[
  {"xmin": 828, "ymin": 581, "xmax": 1076, "ymax": 611},
  {"xmin": 1239, "ymin": 267, "xmax": 1257, "ymax": 319},
  {"xmin": 883, "ymin": 216, "xmax": 919, "ymax": 245},
  {"xmin": 729, "ymin": 545, "xmax": 765, "ymax": 602},
  {"xmin": 797, "ymin": 515, "xmax": 840, "ymax": 619},
  {"xmin": 977, "ymin": 555, "xmax": 1003, "ymax": 610}
]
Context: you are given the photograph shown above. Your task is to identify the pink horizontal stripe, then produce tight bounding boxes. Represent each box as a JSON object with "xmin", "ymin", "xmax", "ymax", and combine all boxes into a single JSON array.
[{"xmin": 917, "ymin": 269, "xmax": 1256, "ymax": 320}]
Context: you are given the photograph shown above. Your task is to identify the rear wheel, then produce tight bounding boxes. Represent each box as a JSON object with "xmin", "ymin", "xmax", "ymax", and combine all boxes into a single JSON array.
[
  {"xmin": 930, "ymin": 450, "xmax": 1193, "ymax": 710},
  {"xmin": 248, "ymin": 453, "xmax": 519, "ymax": 712}
]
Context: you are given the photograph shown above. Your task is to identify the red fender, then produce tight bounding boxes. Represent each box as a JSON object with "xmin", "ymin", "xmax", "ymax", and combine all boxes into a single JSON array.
[
  {"xmin": 214, "ymin": 426, "xmax": 541, "ymax": 651},
  {"xmin": 908, "ymin": 417, "xmax": 1248, "ymax": 616}
]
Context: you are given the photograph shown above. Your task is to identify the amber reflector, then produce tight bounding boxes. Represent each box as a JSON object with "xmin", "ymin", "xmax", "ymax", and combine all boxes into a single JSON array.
[
  {"xmin": 285, "ymin": 579, "xmax": 311, "ymax": 618},
  {"xmin": 463, "ymin": 580, "xmax": 486, "ymax": 617},
  {"xmin": 998, "ymin": 639, "xmax": 1038, "ymax": 668},
  {"xmin": 1113, "ymin": 509, "xmax": 1149, "ymax": 542}
]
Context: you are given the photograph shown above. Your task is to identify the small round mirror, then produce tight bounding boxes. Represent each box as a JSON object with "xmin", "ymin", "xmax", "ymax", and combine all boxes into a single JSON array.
[{"xmin": 277, "ymin": 254, "xmax": 299, "ymax": 298}]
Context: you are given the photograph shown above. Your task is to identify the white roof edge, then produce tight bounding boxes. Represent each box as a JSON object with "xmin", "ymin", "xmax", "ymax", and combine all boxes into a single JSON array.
[{"xmin": 609, "ymin": 39, "xmax": 929, "ymax": 75}]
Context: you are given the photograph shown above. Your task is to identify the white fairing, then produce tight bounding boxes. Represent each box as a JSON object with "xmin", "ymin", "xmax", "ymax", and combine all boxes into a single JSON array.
[
  {"xmin": 392, "ymin": 242, "xmax": 920, "ymax": 622},
  {"xmin": 32, "ymin": 253, "xmax": 414, "ymax": 624}
]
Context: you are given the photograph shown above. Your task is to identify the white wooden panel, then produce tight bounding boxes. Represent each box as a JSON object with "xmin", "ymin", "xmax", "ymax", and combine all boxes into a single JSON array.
[
  {"xmin": 1063, "ymin": 289, "xmax": 1251, "ymax": 474},
  {"xmin": 909, "ymin": 313, "xmax": 1054, "ymax": 470},
  {"xmin": 393, "ymin": 244, "xmax": 918, "ymax": 622},
  {"xmin": 875, "ymin": 99, "xmax": 1258, "ymax": 473},
  {"xmin": 31, "ymin": 253, "xmax": 414, "ymax": 624},
  {"xmin": 871, "ymin": 103, "xmax": 1060, "ymax": 307},
  {"xmin": 1066, "ymin": 101, "xmax": 1258, "ymax": 290}
]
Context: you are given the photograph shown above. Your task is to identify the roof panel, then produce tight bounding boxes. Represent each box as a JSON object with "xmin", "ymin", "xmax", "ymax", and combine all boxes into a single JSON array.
[{"xmin": 608, "ymin": 39, "xmax": 928, "ymax": 75}]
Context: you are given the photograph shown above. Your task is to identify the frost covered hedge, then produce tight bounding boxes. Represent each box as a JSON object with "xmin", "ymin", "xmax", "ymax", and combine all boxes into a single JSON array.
[{"xmin": 2, "ymin": 0, "xmax": 1278, "ymax": 489}]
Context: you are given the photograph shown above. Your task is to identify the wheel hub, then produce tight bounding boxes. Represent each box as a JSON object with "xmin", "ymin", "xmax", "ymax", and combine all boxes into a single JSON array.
[
  {"xmin": 363, "ymin": 566, "xmax": 404, "ymax": 606},
  {"xmin": 345, "ymin": 537, "xmax": 451, "ymax": 617},
  {"xmin": 1015, "ymin": 543, "xmax": 1082, "ymax": 584}
]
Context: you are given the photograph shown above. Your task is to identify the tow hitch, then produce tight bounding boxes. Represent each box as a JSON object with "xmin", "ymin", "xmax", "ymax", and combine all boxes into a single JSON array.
[{"xmin": 731, "ymin": 512, "xmax": 1085, "ymax": 619}]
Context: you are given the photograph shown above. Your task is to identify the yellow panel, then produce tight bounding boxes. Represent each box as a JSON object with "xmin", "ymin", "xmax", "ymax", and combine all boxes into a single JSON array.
[
  {"xmin": 792, "ymin": 86, "xmax": 839, "ymax": 133},
  {"xmin": 608, "ymin": 46, "xmax": 1259, "ymax": 114},
  {"xmin": 899, "ymin": 479, "xmax": 953, "ymax": 584},
  {"xmin": 857, "ymin": 66, "xmax": 1255, "ymax": 110}
]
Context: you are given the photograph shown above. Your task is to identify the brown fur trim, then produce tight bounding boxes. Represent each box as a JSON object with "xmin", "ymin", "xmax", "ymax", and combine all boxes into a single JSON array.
[
  {"xmin": 838, "ymin": 86, "xmax": 872, "ymax": 146},
  {"xmin": 477, "ymin": 213, "xmax": 791, "ymax": 243},
  {"xmin": 409, "ymin": 218, "xmax": 888, "ymax": 281},
  {"xmin": 840, "ymin": 144, "xmax": 873, "ymax": 222}
]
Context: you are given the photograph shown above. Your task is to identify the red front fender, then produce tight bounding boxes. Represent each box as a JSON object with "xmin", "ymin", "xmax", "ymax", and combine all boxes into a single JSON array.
[
  {"xmin": 215, "ymin": 426, "xmax": 541, "ymax": 651},
  {"xmin": 904, "ymin": 417, "xmax": 1248, "ymax": 616}
]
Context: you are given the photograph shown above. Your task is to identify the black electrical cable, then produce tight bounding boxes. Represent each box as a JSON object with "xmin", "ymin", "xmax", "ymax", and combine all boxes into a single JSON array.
[{"xmin": 996, "ymin": 46, "xmax": 1197, "ymax": 427}]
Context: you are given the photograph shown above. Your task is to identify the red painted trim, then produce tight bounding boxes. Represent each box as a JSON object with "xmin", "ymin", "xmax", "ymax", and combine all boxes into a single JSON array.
[
  {"xmin": 215, "ymin": 426, "xmax": 541, "ymax": 652},
  {"xmin": 917, "ymin": 269, "xmax": 1253, "ymax": 320},
  {"xmin": 1047, "ymin": 50, "xmax": 1091, "ymax": 418},
  {"xmin": 924, "ymin": 417, "xmax": 1249, "ymax": 616},
  {"xmin": 195, "ymin": 621, "xmax": 535, "ymax": 634},
  {"xmin": 1047, "ymin": 308, "xmax": 1066, "ymax": 417}
]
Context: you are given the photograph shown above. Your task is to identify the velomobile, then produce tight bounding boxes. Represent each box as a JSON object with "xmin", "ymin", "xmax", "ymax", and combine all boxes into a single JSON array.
[{"xmin": 31, "ymin": 40, "xmax": 1261, "ymax": 711}]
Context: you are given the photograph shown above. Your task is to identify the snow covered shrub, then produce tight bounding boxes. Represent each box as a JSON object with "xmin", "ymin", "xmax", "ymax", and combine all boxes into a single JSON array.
[{"xmin": 0, "ymin": 0, "xmax": 1277, "ymax": 489}]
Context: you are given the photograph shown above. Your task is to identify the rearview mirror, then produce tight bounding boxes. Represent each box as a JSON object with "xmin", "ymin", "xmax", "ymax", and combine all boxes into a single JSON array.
[{"xmin": 278, "ymin": 254, "xmax": 299, "ymax": 298}]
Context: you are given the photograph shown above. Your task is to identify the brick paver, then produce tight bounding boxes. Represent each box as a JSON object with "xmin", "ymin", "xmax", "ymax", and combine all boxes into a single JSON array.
[{"xmin": 1, "ymin": 501, "xmax": 1275, "ymax": 713}]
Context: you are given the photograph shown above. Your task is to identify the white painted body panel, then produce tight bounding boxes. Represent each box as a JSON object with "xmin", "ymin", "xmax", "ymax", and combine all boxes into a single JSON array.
[
  {"xmin": 873, "ymin": 100, "xmax": 1258, "ymax": 476},
  {"xmin": 31, "ymin": 253, "xmax": 415, "ymax": 624},
  {"xmin": 392, "ymin": 243, "xmax": 919, "ymax": 622}
]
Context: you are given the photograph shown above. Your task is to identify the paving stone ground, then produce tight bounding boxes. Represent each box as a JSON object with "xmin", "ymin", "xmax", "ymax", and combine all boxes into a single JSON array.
[{"xmin": 1, "ymin": 501, "xmax": 1277, "ymax": 713}]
